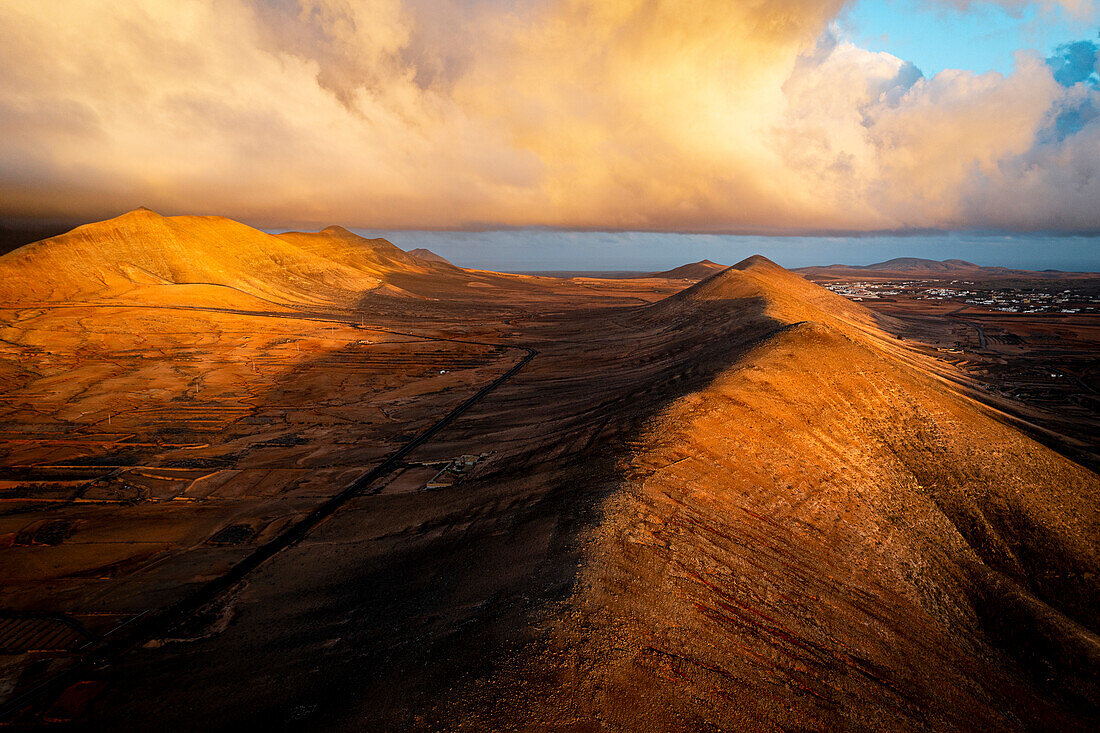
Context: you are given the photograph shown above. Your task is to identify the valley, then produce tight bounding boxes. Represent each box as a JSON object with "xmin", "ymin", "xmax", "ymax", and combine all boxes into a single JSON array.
[{"xmin": 0, "ymin": 214, "xmax": 1096, "ymax": 730}]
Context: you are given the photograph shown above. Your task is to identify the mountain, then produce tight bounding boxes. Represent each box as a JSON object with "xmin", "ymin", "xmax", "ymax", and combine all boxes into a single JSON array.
[
  {"xmin": 406, "ymin": 248, "xmax": 454, "ymax": 266},
  {"xmin": 490, "ymin": 255, "xmax": 1100, "ymax": 729},
  {"xmin": 2, "ymin": 226, "xmax": 1096, "ymax": 729},
  {"xmin": 651, "ymin": 255, "xmax": 879, "ymax": 333},
  {"xmin": 275, "ymin": 226, "xmax": 432, "ymax": 275},
  {"xmin": 649, "ymin": 259, "xmax": 726, "ymax": 279},
  {"xmin": 0, "ymin": 210, "xmax": 440, "ymax": 307},
  {"xmin": 867, "ymin": 256, "xmax": 979, "ymax": 271},
  {"xmin": 797, "ymin": 257, "xmax": 1096, "ymax": 281}
]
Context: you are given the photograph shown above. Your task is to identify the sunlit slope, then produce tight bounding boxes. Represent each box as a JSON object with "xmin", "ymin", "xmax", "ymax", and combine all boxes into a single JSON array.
[
  {"xmin": 275, "ymin": 226, "xmax": 455, "ymax": 276},
  {"xmin": 0, "ymin": 209, "xmax": 407, "ymax": 306},
  {"xmin": 649, "ymin": 259, "xmax": 727, "ymax": 280},
  {"xmin": 650, "ymin": 255, "xmax": 890, "ymax": 339},
  {"xmin": 537, "ymin": 258, "xmax": 1100, "ymax": 729},
  {"xmin": 406, "ymin": 247, "xmax": 454, "ymax": 265}
]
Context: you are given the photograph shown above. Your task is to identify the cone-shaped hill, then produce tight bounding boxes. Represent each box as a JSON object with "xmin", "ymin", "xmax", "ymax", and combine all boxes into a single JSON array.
[
  {"xmin": 0, "ymin": 210, "xmax": 435, "ymax": 307},
  {"xmin": 406, "ymin": 248, "xmax": 455, "ymax": 266},
  {"xmin": 649, "ymin": 259, "xmax": 727, "ymax": 280},
  {"xmin": 648, "ymin": 255, "xmax": 886, "ymax": 337},
  {"xmin": 1, "ymin": 215, "xmax": 1095, "ymax": 729}
]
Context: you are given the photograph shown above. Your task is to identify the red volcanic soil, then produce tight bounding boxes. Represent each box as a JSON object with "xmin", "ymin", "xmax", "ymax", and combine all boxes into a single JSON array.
[{"xmin": 0, "ymin": 217, "xmax": 1096, "ymax": 730}]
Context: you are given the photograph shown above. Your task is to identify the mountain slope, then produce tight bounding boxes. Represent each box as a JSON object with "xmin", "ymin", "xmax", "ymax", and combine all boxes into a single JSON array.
[
  {"xmin": 275, "ymin": 226, "xmax": 433, "ymax": 276},
  {"xmin": 651, "ymin": 255, "xmax": 886, "ymax": 337},
  {"xmin": 0, "ymin": 211, "xmax": 427, "ymax": 307},
  {"xmin": 457, "ymin": 256, "xmax": 1100, "ymax": 730},
  {"xmin": 650, "ymin": 259, "xmax": 726, "ymax": 280},
  {"xmin": 406, "ymin": 247, "xmax": 454, "ymax": 266}
]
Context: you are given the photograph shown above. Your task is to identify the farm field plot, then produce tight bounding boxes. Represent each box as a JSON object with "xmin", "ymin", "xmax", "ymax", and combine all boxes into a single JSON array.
[{"xmin": 0, "ymin": 302, "xmax": 518, "ymax": 641}]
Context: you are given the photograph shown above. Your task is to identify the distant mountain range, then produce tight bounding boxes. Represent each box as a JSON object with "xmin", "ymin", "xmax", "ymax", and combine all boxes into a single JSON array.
[
  {"xmin": 646, "ymin": 256, "xmax": 1099, "ymax": 283},
  {"xmin": 796, "ymin": 257, "xmax": 1097, "ymax": 281}
]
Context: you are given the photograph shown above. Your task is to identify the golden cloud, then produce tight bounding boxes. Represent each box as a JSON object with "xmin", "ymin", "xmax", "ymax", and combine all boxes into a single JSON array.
[{"xmin": 0, "ymin": 0, "xmax": 1096, "ymax": 232}]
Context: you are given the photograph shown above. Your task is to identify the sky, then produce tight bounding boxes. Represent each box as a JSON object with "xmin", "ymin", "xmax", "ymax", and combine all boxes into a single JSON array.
[
  {"xmin": 364, "ymin": 230, "xmax": 1100, "ymax": 271},
  {"xmin": 1, "ymin": 1, "xmax": 1098, "ymax": 269},
  {"xmin": 843, "ymin": 0, "xmax": 1095, "ymax": 76}
]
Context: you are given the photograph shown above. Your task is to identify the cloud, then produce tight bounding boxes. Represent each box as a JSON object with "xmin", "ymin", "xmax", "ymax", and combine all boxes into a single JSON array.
[{"xmin": 0, "ymin": 0, "xmax": 1097, "ymax": 233}]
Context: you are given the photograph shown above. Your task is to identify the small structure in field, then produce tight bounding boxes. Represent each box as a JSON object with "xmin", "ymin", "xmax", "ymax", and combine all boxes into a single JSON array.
[{"xmin": 424, "ymin": 453, "xmax": 491, "ymax": 490}]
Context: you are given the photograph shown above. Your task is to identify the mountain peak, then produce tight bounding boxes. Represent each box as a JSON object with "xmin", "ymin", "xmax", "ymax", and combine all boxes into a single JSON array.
[
  {"xmin": 732, "ymin": 254, "xmax": 781, "ymax": 271},
  {"xmin": 107, "ymin": 207, "xmax": 165, "ymax": 225},
  {"xmin": 650, "ymin": 259, "xmax": 727, "ymax": 279},
  {"xmin": 320, "ymin": 225, "xmax": 357, "ymax": 237},
  {"xmin": 407, "ymin": 248, "xmax": 454, "ymax": 266}
]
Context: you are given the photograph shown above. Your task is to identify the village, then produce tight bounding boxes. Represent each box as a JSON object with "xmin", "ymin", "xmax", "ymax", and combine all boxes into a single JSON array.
[{"xmin": 821, "ymin": 280, "xmax": 1100, "ymax": 314}]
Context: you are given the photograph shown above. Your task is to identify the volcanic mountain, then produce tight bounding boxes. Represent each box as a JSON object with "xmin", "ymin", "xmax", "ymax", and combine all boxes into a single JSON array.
[
  {"xmin": 797, "ymin": 256, "xmax": 1097, "ymax": 281},
  {"xmin": 649, "ymin": 258, "xmax": 727, "ymax": 279},
  {"xmin": 0, "ymin": 209, "xmax": 438, "ymax": 308},
  {"xmin": 451, "ymin": 257, "xmax": 1100, "ymax": 730},
  {"xmin": 406, "ymin": 247, "xmax": 454, "ymax": 266},
  {"xmin": 0, "ymin": 222, "xmax": 1096, "ymax": 730}
]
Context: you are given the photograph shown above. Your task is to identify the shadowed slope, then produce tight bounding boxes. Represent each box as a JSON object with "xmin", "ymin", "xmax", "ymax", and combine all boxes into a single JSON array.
[{"xmin": 447, "ymin": 257, "xmax": 1100, "ymax": 730}]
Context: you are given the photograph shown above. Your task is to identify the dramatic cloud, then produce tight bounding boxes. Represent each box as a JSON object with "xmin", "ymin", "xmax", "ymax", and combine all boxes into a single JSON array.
[{"xmin": 0, "ymin": 0, "xmax": 1096, "ymax": 233}]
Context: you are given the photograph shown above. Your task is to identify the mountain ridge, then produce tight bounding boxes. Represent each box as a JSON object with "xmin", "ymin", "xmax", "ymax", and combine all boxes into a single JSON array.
[
  {"xmin": 0, "ymin": 209, "xmax": 449, "ymax": 307},
  {"xmin": 797, "ymin": 257, "xmax": 1097, "ymax": 280}
]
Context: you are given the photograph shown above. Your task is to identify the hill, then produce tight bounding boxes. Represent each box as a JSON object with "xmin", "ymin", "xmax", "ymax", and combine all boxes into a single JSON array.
[
  {"xmin": 275, "ymin": 226, "xmax": 433, "ymax": 275},
  {"xmin": 1, "ymin": 236, "xmax": 1095, "ymax": 729},
  {"xmin": 406, "ymin": 247, "xmax": 454, "ymax": 266},
  {"xmin": 649, "ymin": 255, "xmax": 882, "ymax": 334},
  {"xmin": 461, "ymin": 255, "xmax": 1100, "ymax": 729},
  {"xmin": 0, "ymin": 210, "xmax": 443, "ymax": 307},
  {"xmin": 649, "ymin": 258, "xmax": 726, "ymax": 279},
  {"xmin": 797, "ymin": 257, "xmax": 1097, "ymax": 282},
  {"xmin": 865, "ymin": 256, "xmax": 979, "ymax": 271}
]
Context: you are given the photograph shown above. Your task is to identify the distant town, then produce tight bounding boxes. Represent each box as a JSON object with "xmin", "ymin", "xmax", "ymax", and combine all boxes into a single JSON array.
[{"xmin": 822, "ymin": 280, "xmax": 1100, "ymax": 314}]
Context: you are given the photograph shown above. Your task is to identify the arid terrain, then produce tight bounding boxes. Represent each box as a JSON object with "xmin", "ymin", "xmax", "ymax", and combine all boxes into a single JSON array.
[
  {"xmin": 798, "ymin": 258, "xmax": 1100, "ymax": 472},
  {"xmin": 0, "ymin": 214, "xmax": 1097, "ymax": 730}
]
